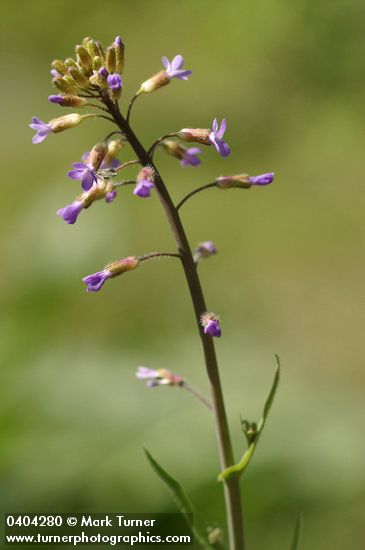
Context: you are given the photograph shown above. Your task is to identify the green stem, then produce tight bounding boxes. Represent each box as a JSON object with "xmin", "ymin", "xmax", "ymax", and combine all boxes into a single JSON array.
[{"xmin": 103, "ymin": 95, "xmax": 245, "ymax": 550}]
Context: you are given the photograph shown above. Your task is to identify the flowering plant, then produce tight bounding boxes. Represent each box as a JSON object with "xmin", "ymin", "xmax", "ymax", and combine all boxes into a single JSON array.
[{"xmin": 30, "ymin": 35, "xmax": 300, "ymax": 550}]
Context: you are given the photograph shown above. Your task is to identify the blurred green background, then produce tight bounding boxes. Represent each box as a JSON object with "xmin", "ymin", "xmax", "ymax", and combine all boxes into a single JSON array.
[{"xmin": 1, "ymin": 0, "xmax": 364, "ymax": 548}]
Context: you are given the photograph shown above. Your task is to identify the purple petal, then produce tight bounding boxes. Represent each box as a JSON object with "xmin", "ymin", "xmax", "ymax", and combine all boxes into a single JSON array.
[
  {"xmin": 105, "ymin": 190, "xmax": 117, "ymax": 203},
  {"xmin": 161, "ymin": 56, "xmax": 171, "ymax": 71},
  {"xmin": 81, "ymin": 170, "xmax": 97, "ymax": 191},
  {"xmin": 32, "ymin": 132, "xmax": 49, "ymax": 144},
  {"xmin": 81, "ymin": 151, "xmax": 90, "ymax": 162},
  {"xmin": 187, "ymin": 147, "xmax": 201, "ymax": 155},
  {"xmin": 136, "ymin": 367, "xmax": 158, "ymax": 379},
  {"xmin": 209, "ymin": 134, "xmax": 230, "ymax": 157},
  {"xmin": 212, "ymin": 118, "xmax": 219, "ymax": 133},
  {"xmin": 67, "ymin": 170, "xmax": 83, "ymax": 180},
  {"xmin": 217, "ymin": 118, "xmax": 227, "ymax": 139},
  {"xmin": 48, "ymin": 95, "xmax": 64, "ymax": 104},
  {"xmin": 82, "ymin": 270, "xmax": 111, "ymax": 292},
  {"xmin": 72, "ymin": 162, "xmax": 88, "ymax": 170},
  {"xmin": 171, "ymin": 55, "xmax": 184, "ymax": 71},
  {"xmin": 169, "ymin": 69, "xmax": 192, "ymax": 80},
  {"xmin": 247, "ymin": 172, "xmax": 275, "ymax": 186},
  {"xmin": 57, "ymin": 201, "xmax": 83, "ymax": 224}
]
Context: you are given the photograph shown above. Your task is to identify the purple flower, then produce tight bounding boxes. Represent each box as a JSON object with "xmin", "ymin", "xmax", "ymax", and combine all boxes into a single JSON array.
[
  {"xmin": 247, "ymin": 172, "xmax": 274, "ymax": 186},
  {"xmin": 136, "ymin": 367, "xmax": 184, "ymax": 387},
  {"xmin": 162, "ymin": 55, "xmax": 192, "ymax": 80},
  {"xmin": 107, "ymin": 73, "xmax": 122, "ymax": 91},
  {"xmin": 68, "ymin": 162, "xmax": 97, "ymax": 191},
  {"xmin": 201, "ymin": 313, "xmax": 222, "ymax": 338},
  {"xmin": 133, "ymin": 180, "xmax": 155, "ymax": 198},
  {"xmin": 105, "ymin": 190, "xmax": 117, "ymax": 203},
  {"xmin": 99, "ymin": 66, "xmax": 109, "ymax": 78},
  {"xmin": 29, "ymin": 117, "xmax": 52, "ymax": 144},
  {"xmin": 204, "ymin": 319, "xmax": 221, "ymax": 337},
  {"xmin": 50, "ymin": 69, "xmax": 61, "ymax": 78},
  {"xmin": 180, "ymin": 147, "xmax": 201, "ymax": 167},
  {"xmin": 57, "ymin": 201, "xmax": 84, "ymax": 224},
  {"xmin": 134, "ymin": 167, "xmax": 155, "ymax": 198},
  {"xmin": 48, "ymin": 95, "xmax": 64, "ymax": 104},
  {"xmin": 193, "ymin": 241, "xmax": 217, "ymax": 262},
  {"xmin": 82, "ymin": 269, "xmax": 112, "ymax": 292},
  {"xmin": 209, "ymin": 118, "xmax": 230, "ymax": 157}
]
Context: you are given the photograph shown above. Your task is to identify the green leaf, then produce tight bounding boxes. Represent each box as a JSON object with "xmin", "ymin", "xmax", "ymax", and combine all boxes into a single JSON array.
[
  {"xmin": 258, "ymin": 354, "xmax": 280, "ymax": 432},
  {"xmin": 219, "ymin": 355, "xmax": 281, "ymax": 481},
  {"xmin": 144, "ymin": 448, "xmax": 213, "ymax": 548},
  {"xmin": 289, "ymin": 513, "xmax": 302, "ymax": 550}
]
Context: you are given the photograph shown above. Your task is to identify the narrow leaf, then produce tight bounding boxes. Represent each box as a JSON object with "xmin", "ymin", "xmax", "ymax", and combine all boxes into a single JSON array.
[
  {"xmin": 258, "ymin": 354, "xmax": 280, "ymax": 432},
  {"xmin": 289, "ymin": 513, "xmax": 301, "ymax": 550},
  {"xmin": 144, "ymin": 448, "xmax": 213, "ymax": 548}
]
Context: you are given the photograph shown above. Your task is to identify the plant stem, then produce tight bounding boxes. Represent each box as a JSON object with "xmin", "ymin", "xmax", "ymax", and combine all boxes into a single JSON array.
[
  {"xmin": 176, "ymin": 182, "xmax": 218, "ymax": 211},
  {"xmin": 103, "ymin": 95, "xmax": 245, "ymax": 550}
]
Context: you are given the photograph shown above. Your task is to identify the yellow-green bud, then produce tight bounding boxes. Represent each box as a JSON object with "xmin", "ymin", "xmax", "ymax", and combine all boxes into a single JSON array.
[
  {"xmin": 114, "ymin": 36, "xmax": 125, "ymax": 74},
  {"xmin": 52, "ymin": 77, "xmax": 78, "ymax": 95},
  {"xmin": 51, "ymin": 59, "xmax": 67, "ymax": 75},
  {"xmin": 177, "ymin": 128, "xmax": 211, "ymax": 144},
  {"xmin": 68, "ymin": 67, "xmax": 89, "ymax": 89},
  {"xmin": 92, "ymin": 56, "xmax": 102, "ymax": 70},
  {"xmin": 84, "ymin": 142, "xmax": 108, "ymax": 172},
  {"xmin": 138, "ymin": 71, "xmax": 170, "ymax": 94},
  {"xmin": 85, "ymin": 38, "xmax": 101, "ymax": 59},
  {"xmin": 76, "ymin": 45, "xmax": 93, "ymax": 73},
  {"xmin": 49, "ymin": 113, "xmax": 88, "ymax": 133},
  {"xmin": 105, "ymin": 256, "xmax": 139, "ymax": 277},
  {"xmin": 105, "ymin": 46, "xmax": 116, "ymax": 73},
  {"xmin": 64, "ymin": 57, "xmax": 78, "ymax": 70},
  {"xmin": 216, "ymin": 175, "xmax": 250, "ymax": 189}
]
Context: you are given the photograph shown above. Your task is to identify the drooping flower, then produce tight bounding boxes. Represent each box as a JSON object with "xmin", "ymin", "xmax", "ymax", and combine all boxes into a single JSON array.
[
  {"xmin": 82, "ymin": 256, "xmax": 139, "ymax": 292},
  {"xmin": 107, "ymin": 73, "xmax": 122, "ymax": 91},
  {"xmin": 29, "ymin": 117, "xmax": 52, "ymax": 144},
  {"xmin": 247, "ymin": 172, "xmax": 274, "ymax": 186},
  {"xmin": 57, "ymin": 200, "xmax": 84, "ymax": 225},
  {"xmin": 208, "ymin": 118, "xmax": 230, "ymax": 157},
  {"xmin": 201, "ymin": 312, "xmax": 222, "ymax": 337},
  {"xmin": 193, "ymin": 241, "xmax": 217, "ymax": 263},
  {"xmin": 162, "ymin": 140, "xmax": 201, "ymax": 167},
  {"xmin": 136, "ymin": 367, "xmax": 184, "ymax": 388},
  {"xmin": 82, "ymin": 269, "xmax": 113, "ymax": 292},
  {"xmin": 133, "ymin": 166, "xmax": 155, "ymax": 198},
  {"xmin": 68, "ymin": 162, "xmax": 97, "ymax": 191},
  {"xmin": 162, "ymin": 55, "xmax": 192, "ymax": 81}
]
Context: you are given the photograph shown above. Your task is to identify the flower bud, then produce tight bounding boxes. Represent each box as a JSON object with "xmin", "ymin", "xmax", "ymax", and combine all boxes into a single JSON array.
[
  {"xmin": 68, "ymin": 67, "xmax": 89, "ymax": 89},
  {"xmin": 63, "ymin": 74, "xmax": 81, "ymax": 92},
  {"xmin": 193, "ymin": 241, "xmax": 217, "ymax": 263},
  {"xmin": 48, "ymin": 94, "xmax": 88, "ymax": 107},
  {"xmin": 84, "ymin": 142, "xmax": 108, "ymax": 172},
  {"xmin": 97, "ymin": 67, "xmax": 109, "ymax": 89},
  {"xmin": 76, "ymin": 45, "xmax": 93, "ymax": 74},
  {"xmin": 106, "ymin": 256, "xmax": 139, "ymax": 277},
  {"xmin": 114, "ymin": 36, "xmax": 125, "ymax": 74},
  {"xmin": 92, "ymin": 56, "xmax": 102, "ymax": 70},
  {"xmin": 177, "ymin": 128, "xmax": 211, "ymax": 144},
  {"xmin": 64, "ymin": 57, "xmax": 79, "ymax": 70},
  {"xmin": 49, "ymin": 113, "xmax": 87, "ymax": 133},
  {"xmin": 52, "ymin": 76, "xmax": 78, "ymax": 95},
  {"xmin": 217, "ymin": 174, "xmax": 250, "ymax": 189},
  {"xmin": 51, "ymin": 59, "xmax": 67, "ymax": 75},
  {"xmin": 95, "ymin": 41, "xmax": 105, "ymax": 60},
  {"xmin": 85, "ymin": 37, "xmax": 102, "ymax": 59},
  {"xmin": 138, "ymin": 71, "xmax": 170, "ymax": 94},
  {"xmin": 105, "ymin": 46, "xmax": 116, "ymax": 73}
]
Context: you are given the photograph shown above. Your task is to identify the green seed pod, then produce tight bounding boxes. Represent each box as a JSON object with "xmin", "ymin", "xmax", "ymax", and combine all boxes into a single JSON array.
[
  {"xmin": 105, "ymin": 46, "xmax": 116, "ymax": 73},
  {"xmin": 51, "ymin": 59, "xmax": 67, "ymax": 75},
  {"xmin": 69, "ymin": 67, "xmax": 89, "ymax": 89}
]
